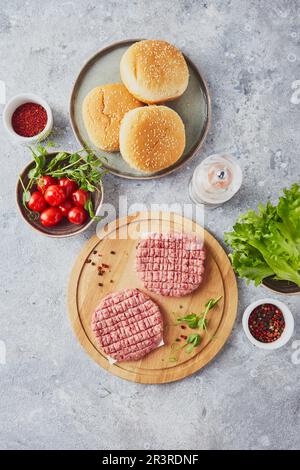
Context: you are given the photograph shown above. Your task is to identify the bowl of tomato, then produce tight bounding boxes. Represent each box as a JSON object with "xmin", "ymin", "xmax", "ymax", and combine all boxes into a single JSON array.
[{"xmin": 16, "ymin": 149, "xmax": 105, "ymax": 237}]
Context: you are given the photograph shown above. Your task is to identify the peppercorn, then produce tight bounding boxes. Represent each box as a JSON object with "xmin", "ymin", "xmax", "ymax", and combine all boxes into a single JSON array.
[{"xmin": 248, "ymin": 303, "xmax": 285, "ymax": 343}]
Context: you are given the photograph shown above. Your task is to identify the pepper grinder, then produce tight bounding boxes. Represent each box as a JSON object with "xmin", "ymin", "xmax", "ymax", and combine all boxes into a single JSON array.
[{"xmin": 189, "ymin": 154, "xmax": 243, "ymax": 209}]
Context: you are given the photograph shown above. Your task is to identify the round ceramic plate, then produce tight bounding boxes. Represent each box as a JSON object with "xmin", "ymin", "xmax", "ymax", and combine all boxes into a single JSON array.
[{"xmin": 70, "ymin": 39, "xmax": 211, "ymax": 179}]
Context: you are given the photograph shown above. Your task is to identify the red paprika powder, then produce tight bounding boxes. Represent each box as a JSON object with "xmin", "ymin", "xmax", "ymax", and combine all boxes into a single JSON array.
[{"xmin": 12, "ymin": 102, "xmax": 47, "ymax": 137}]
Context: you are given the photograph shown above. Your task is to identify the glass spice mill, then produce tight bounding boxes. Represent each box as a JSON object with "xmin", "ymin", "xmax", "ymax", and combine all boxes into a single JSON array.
[{"xmin": 189, "ymin": 153, "xmax": 243, "ymax": 208}]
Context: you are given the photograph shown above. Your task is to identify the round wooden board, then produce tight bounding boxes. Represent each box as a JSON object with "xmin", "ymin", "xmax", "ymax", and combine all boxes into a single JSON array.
[{"xmin": 68, "ymin": 212, "xmax": 238, "ymax": 383}]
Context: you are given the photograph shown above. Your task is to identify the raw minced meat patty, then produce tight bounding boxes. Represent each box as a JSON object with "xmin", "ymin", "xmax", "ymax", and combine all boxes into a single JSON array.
[
  {"xmin": 136, "ymin": 232, "xmax": 206, "ymax": 297},
  {"xmin": 91, "ymin": 288, "xmax": 163, "ymax": 362}
]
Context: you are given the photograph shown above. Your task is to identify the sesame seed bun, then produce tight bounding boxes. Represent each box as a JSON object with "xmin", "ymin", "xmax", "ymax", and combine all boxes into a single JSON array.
[
  {"xmin": 119, "ymin": 105, "xmax": 186, "ymax": 172},
  {"xmin": 120, "ymin": 40, "xmax": 189, "ymax": 104},
  {"xmin": 82, "ymin": 83, "xmax": 143, "ymax": 152}
]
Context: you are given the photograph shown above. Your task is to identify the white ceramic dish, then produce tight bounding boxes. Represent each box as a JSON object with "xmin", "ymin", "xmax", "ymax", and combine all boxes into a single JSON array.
[
  {"xmin": 3, "ymin": 93, "xmax": 53, "ymax": 144},
  {"xmin": 242, "ymin": 298, "xmax": 294, "ymax": 350}
]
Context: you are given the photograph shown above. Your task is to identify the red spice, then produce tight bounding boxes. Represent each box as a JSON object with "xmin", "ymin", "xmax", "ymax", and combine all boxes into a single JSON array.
[
  {"xmin": 248, "ymin": 303, "xmax": 285, "ymax": 343},
  {"xmin": 97, "ymin": 265, "xmax": 105, "ymax": 276},
  {"xmin": 12, "ymin": 102, "xmax": 47, "ymax": 137}
]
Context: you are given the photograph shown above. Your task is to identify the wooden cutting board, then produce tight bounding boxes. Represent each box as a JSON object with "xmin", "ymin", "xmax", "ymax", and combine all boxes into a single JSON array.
[{"xmin": 68, "ymin": 211, "xmax": 238, "ymax": 383}]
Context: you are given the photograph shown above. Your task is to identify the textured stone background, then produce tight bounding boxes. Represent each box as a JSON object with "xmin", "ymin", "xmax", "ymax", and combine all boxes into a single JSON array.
[{"xmin": 1, "ymin": 0, "xmax": 300, "ymax": 450}]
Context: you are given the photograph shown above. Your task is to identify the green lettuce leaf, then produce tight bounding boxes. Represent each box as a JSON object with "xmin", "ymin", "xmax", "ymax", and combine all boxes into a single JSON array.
[
  {"xmin": 277, "ymin": 184, "xmax": 300, "ymax": 253},
  {"xmin": 224, "ymin": 184, "xmax": 300, "ymax": 287}
]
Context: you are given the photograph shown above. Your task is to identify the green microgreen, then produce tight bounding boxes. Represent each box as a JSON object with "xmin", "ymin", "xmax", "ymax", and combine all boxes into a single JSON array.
[
  {"xmin": 170, "ymin": 296, "xmax": 222, "ymax": 360},
  {"xmin": 19, "ymin": 144, "xmax": 107, "ymax": 220}
]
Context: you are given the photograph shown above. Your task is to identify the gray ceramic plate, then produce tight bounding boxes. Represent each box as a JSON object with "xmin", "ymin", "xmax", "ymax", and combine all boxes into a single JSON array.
[{"xmin": 70, "ymin": 39, "xmax": 211, "ymax": 179}]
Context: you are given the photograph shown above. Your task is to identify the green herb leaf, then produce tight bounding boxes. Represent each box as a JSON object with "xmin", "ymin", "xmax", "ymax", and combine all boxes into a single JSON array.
[
  {"xmin": 177, "ymin": 296, "xmax": 222, "ymax": 332},
  {"xmin": 205, "ymin": 296, "xmax": 222, "ymax": 311},
  {"xmin": 87, "ymin": 184, "xmax": 96, "ymax": 192},
  {"xmin": 30, "ymin": 148, "xmax": 46, "ymax": 171},
  {"xmin": 28, "ymin": 168, "xmax": 38, "ymax": 179},
  {"xmin": 186, "ymin": 344, "xmax": 195, "ymax": 354},
  {"xmin": 84, "ymin": 199, "xmax": 95, "ymax": 218},
  {"xmin": 177, "ymin": 314, "xmax": 197, "ymax": 322},
  {"xmin": 177, "ymin": 313, "xmax": 199, "ymax": 329},
  {"xmin": 92, "ymin": 215, "xmax": 104, "ymax": 223},
  {"xmin": 185, "ymin": 333, "xmax": 201, "ymax": 353},
  {"xmin": 186, "ymin": 333, "xmax": 201, "ymax": 346},
  {"xmin": 22, "ymin": 190, "xmax": 31, "ymax": 206},
  {"xmin": 169, "ymin": 356, "xmax": 177, "ymax": 363},
  {"xmin": 69, "ymin": 153, "xmax": 81, "ymax": 164},
  {"xmin": 197, "ymin": 317, "xmax": 207, "ymax": 330},
  {"xmin": 36, "ymin": 144, "xmax": 48, "ymax": 156},
  {"xmin": 176, "ymin": 296, "xmax": 222, "ymax": 354}
]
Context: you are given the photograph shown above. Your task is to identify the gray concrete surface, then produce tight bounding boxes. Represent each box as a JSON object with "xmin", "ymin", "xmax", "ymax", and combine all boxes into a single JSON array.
[{"xmin": 1, "ymin": 0, "xmax": 300, "ymax": 450}]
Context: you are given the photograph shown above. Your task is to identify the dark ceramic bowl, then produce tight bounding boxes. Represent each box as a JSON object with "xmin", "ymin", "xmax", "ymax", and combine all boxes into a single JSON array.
[
  {"xmin": 16, "ymin": 152, "xmax": 103, "ymax": 238},
  {"xmin": 262, "ymin": 277, "xmax": 300, "ymax": 296}
]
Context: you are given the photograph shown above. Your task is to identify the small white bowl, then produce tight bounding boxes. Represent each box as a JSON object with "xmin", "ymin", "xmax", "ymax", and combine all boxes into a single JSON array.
[
  {"xmin": 242, "ymin": 298, "xmax": 294, "ymax": 350},
  {"xmin": 3, "ymin": 93, "xmax": 53, "ymax": 144}
]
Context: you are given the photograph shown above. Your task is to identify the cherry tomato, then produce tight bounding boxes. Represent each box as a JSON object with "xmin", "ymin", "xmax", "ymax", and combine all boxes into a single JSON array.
[
  {"xmin": 44, "ymin": 185, "xmax": 66, "ymax": 206},
  {"xmin": 28, "ymin": 191, "xmax": 48, "ymax": 213},
  {"xmin": 37, "ymin": 175, "xmax": 57, "ymax": 194},
  {"xmin": 68, "ymin": 206, "xmax": 88, "ymax": 225},
  {"xmin": 58, "ymin": 178, "xmax": 78, "ymax": 198},
  {"xmin": 71, "ymin": 189, "xmax": 89, "ymax": 208},
  {"xmin": 40, "ymin": 207, "xmax": 63, "ymax": 227},
  {"xmin": 58, "ymin": 199, "xmax": 73, "ymax": 217}
]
